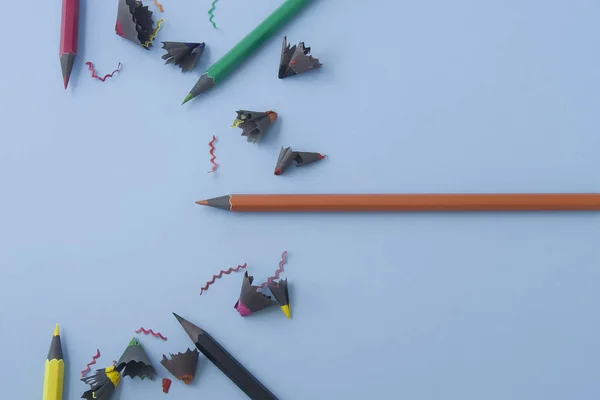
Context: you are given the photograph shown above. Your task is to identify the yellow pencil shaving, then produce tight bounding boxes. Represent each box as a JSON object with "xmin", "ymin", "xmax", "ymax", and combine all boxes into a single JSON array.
[
  {"xmin": 142, "ymin": 19, "xmax": 164, "ymax": 48},
  {"xmin": 105, "ymin": 366, "xmax": 121, "ymax": 388}
]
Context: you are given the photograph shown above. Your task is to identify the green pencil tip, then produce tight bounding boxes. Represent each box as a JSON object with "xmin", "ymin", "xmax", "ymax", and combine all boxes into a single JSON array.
[{"xmin": 182, "ymin": 93, "xmax": 193, "ymax": 105}]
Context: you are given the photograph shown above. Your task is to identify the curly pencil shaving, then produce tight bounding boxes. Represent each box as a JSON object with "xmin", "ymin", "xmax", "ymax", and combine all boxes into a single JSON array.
[
  {"xmin": 135, "ymin": 327, "xmax": 167, "ymax": 341},
  {"xmin": 260, "ymin": 251, "xmax": 288, "ymax": 288},
  {"xmin": 142, "ymin": 18, "xmax": 164, "ymax": 48},
  {"xmin": 153, "ymin": 0, "xmax": 164, "ymax": 12},
  {"xmin": 85, "ymin": 62, "xmax": 122, "ymax": 82},
  {"xmin": 200, "ymin": 263, "xmax": 248, "ymax": 295},
  {"xmin": 208, "ymin": 0, "xmax": 219, "ymax": 29},
  {"xmin": 208, "ymin": 135, "xmax": 218, "ymax": 173},
  {"xmin": 81, "ymin": 349, "xmax": 101, "ymax": 377}
]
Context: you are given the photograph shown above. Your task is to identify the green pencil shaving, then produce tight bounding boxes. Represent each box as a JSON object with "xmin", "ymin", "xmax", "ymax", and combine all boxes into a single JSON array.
[{"xmin": 182, "ymin": 0, "xmax": 311, "ymax": 105}]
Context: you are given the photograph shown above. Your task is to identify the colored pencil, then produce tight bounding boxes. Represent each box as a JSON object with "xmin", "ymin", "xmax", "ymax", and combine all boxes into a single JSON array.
[
  {"xmin": 182, "ymin": 0, "xmax": 310, "ymax": 104},
  {"xmin": 42, "ymin": 324, "xmax": 64, "ymax": 400},
  {"xmin": 173, "ymin": 313, "xmax": 278, "ymax": 400},
  {"xmin": 196, "ymin": 193, "xmax": 600, "ymax": 212},
  {"xmin": 60, "ymin": 0, "xmax": 80, "ymax": 89}
]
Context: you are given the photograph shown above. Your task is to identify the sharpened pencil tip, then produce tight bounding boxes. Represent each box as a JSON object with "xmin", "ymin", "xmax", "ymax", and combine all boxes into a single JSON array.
[
  {"xmin": 60, "ymin": 53, "xmax": 75, "ymax": 90},
  {"xmin": 182, "ymin": 94, "xmax": 193, "ymax": 104},
  {"xmin": 197, "ymin": 195, "xmax": 231, "ymax": 211},
  {"xmin": 54, "ymin": 323, "xmax": 60, "ymax": 336},
  {"xmin": 280, "ymin": 305, "xmax": 291, "ymax": 320}
]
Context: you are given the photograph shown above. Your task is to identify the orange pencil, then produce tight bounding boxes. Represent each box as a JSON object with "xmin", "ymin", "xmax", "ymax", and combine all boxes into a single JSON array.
[{"xmin": 196, "ymin": 193, "xmax": 600, "ymax": 213}]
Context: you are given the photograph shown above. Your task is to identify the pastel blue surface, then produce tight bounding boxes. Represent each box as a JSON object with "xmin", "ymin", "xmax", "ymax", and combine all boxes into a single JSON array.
[{"xmin": 1, "ymin": 0, "xmax": 599, "ymax": 399}]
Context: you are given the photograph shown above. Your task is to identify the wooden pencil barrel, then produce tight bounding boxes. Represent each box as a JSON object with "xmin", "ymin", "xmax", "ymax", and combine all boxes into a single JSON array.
[{"xmin": 230, "ymin": 194, "xmax": 600, "ymax": 212}]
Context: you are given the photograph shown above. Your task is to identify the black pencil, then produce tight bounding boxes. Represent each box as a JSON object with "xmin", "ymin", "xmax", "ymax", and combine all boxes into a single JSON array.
[{"xmin": 173, "ymin": 313, "xmax": 278, "ymax": 400}]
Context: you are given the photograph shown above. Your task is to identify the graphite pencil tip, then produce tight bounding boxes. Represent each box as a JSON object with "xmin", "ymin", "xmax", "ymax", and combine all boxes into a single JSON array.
[
  {"xmin": 60, "ymin": 53, "xmax": 75, "ymax": 90},
  {"xmin": 173, "ymin": 313, "xmax": 204, "ymax": 342},
  {"xmin": 183, "ymin": 74, "xmax": 216, "ymax": 105},
  {"xmin": 196, "ymin": 195, "xmax": 231, "ymax": 211},
  {"xmin": 47, "ymin": 325, "xmax": 64, "ymax": 361}
]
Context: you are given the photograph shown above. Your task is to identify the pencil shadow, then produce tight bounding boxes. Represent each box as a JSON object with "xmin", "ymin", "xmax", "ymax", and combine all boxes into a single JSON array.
[
  {"xmin": 264, "ymin": 304, "xmax": 284, "ymax": 318},
  {"xmin": 61, "ymin": 330, "xmax": 71, "ymax": 398},
  {"xmin": 197, "ymin": 45, "xmax": 210, "ymax": 72},
  {"xmin": 187, "ymin": 355, "xmax": 207, "ymax": 388},
  {"xmin": 111, "ymin": 381, "xmax": 123, "ymax": 400},
  {"xmin": 287, "ymin": 281, "xmax": 295, "ymax": 319},
  {"xmin": 280, "ymin": 64, "xmax": 324, "ymax": 82},
  {"xmin": 260, "ymin": 116, "xmax": 282, "ymax": 146},
  {"xmin": 245, "ymin": 301, "xmax": 283, "ymax": 319},
  {"xmin": 276, "ymin": 155, "xmax": 327, "ymax": 176}
]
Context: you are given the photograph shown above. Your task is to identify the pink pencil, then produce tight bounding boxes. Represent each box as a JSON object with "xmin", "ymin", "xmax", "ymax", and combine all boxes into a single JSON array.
[{"xmin": 60, "ymin": 0, "xmax": 79, "ymax": 89}]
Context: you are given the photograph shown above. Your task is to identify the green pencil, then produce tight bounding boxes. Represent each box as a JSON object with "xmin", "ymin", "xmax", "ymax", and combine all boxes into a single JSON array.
[{"xmin": 182, "ymin": 0, "xmax": 311, "ymax": 104}]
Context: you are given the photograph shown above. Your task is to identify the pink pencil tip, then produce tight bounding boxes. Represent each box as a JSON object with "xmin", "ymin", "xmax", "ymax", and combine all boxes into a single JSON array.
[
  {"xmin": 318, "ymin": 154, "xmax": 326, "ymax": 159},
  {"xmin": 63, "ymin": 77, "xmax": 69, "ymax": 89}
]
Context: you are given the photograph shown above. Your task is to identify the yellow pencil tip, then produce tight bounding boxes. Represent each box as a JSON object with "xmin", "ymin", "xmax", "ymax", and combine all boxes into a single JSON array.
[
  {"xmin": 54, "ymin": 323, "xmax": 60, "ymax": 336},
  {"xmin": 281, "ymin": 305, "xmax": 291, "ymax": 319}
]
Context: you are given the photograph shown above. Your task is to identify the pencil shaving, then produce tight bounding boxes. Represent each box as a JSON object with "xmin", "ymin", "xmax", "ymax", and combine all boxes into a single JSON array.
[
  {"xmin": 85, "ymin": 62, "xmax": 122, "ymax": 82},
  {"xmin": 81, "ymin": 349, "xmax": 101, "ymax": 377},
  {"xmin": 200, "ymin": 263, "xmax": 247, "ymax": 295},
  {"xmin": 153, "ymin": 0, "xmax": 164, "ymax": 12},
  {"xmin": 208, "ymin": 135, "xmax": 218, "ymax": 173}
]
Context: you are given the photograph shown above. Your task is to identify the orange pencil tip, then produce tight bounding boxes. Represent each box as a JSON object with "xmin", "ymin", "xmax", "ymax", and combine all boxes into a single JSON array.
[{"xmin": 196, "ymin": 200, "xmax": 208, "ymax": 205}]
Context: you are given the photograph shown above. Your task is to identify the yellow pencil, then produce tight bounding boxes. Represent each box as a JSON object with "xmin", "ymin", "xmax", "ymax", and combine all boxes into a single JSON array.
[{"xmin": 43, "ymin": 324, "xmax": 64, "ymax": 400}]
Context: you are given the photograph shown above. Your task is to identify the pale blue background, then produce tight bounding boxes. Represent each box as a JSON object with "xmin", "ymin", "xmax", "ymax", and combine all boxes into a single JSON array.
[{"xmin": 0, "ymin": 0, "xmax": 599, "ymax": 398}]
